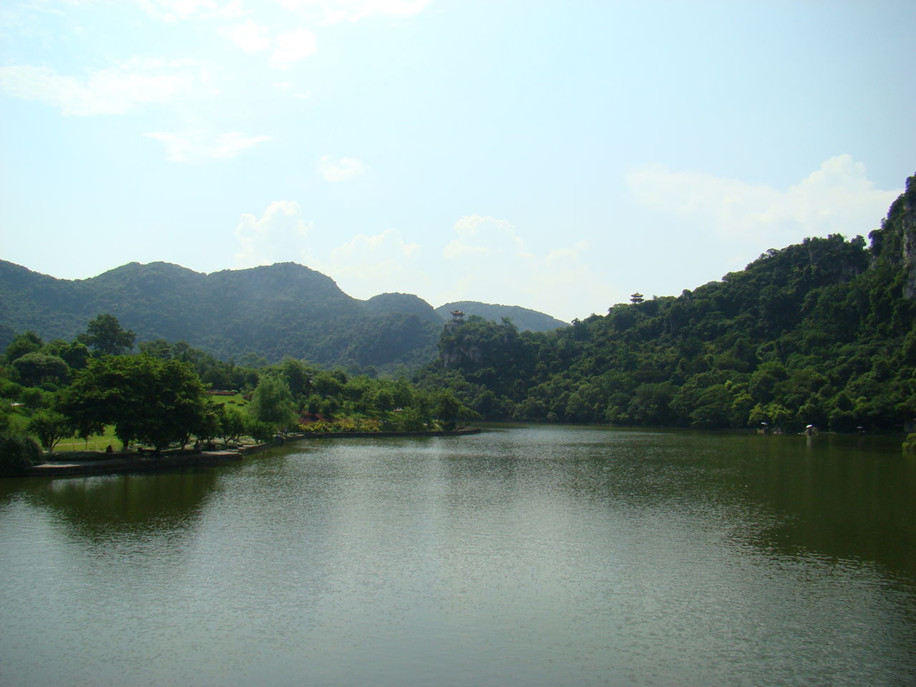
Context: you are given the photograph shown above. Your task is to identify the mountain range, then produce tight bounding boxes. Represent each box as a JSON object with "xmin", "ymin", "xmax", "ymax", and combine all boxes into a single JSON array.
[{"xmin": 0, "ymin": 260, "xmax": 567, "ymax": 371}]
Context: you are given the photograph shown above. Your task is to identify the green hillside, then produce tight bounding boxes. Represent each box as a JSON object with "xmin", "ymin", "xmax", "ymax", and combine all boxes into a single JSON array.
[
  {"xmin": 418, "ymin": 175, "xmax": 916, "ymax": 432},
  {"xmin": 0, "ymin": 261, "xmax": 440, "ymax": 372},
  {"xmin": 0, "ymin": 261, "xmax": 574, "ymax": 373}
]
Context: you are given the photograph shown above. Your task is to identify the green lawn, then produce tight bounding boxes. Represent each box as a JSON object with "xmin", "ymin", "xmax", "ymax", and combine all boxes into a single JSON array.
[
  {"xmin": 210, "ymin": 393, "xmax": 249, "ymax": 408},
  {"xmin": 54, "ymin": 425, "xmax": 120, "ymax": 452}
]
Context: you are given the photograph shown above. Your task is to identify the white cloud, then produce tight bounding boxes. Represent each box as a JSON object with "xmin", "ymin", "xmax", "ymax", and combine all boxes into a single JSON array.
[
  {"xmin": 439, "ymin": 215, "xmax": 610, "ymax": 320},
  {"xmin": 323, "ymin": 228, "xmax": 422, "ymax": 295},
  {"xmin": 626, "ymin": 155, "xmax": 899, "ymax": 247},
  {"xmin": 318, "ymin": 155, "xmax": 368, "ymax": 181},
  {"xmin": 136, "ymin": 0, "xmax": 246, "ymax": 22},
  {"xmin": 145, "ymin": 130, "xmax": 272, "ymax": 162},
  {"xmin": 218, "ymin": 20, "xmax": 317, "ymax": 67},
  {"xmin": 444, "ymin": 215, "xmax": 529, "ymax": 260},
  {"xmin": 0, "ymin": 58, "xmax": 212, "ymax": 116},
  {"xmin": 270, "ymin": 28, "xmax": 319, "ymax": 68},
  {"xmin": 220, "ymin": 20, "xmax": 272, "ymax": 53},
  {"xmin": 234, "ymin": 201, "xmax": 313, "ymax": 267},
  {"xmin": 273, "ymin": 81, "xmax": 311, "ymax": 99},
  {"xmin": 332, "ymin": 228, "xmax": 420, "ymax": 260},
  {"xmin": 277, "ymin": 0, "xmax": 433, "ymax": 23}
]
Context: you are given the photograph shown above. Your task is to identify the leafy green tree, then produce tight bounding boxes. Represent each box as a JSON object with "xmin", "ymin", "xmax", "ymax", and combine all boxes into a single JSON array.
[
  {"xmin": 43, "ymin": 339, "xmax": 90, "ymax": 371},
  {"xmin": 4, "ymin": 331, "xmax": 42, "ymax": 365},
  {"xmin": 219, "ymin": 405, "xmax": 247, "ymax": 444},
  {"xmin": 199, "ymin": 408, "xmax": 222, "ymax": 447},
  {"xmin": 11, "ymin": 352, "xmax": 69, "ymax": 388},
  {"xmin": 280, "ymin": 357, "xmax": 312, "ymax": 400},
  {"xmin": 58, "ymin": 355, "xmax": 209, "ymax": 451},
  {"xmin": 388, "ymin": 406, "xmax": 427, "ymax": 431},
  {"xmin": 249, "ymin": 372, "xmax": 296, "ymax": 434},
  {"xmin": 245, "ymin": 418, "xmax": 276, "ymax": 443},
  {"xmin": 19, "ymin": 387, "xmax": 50, "ymax": 409},
  {"xmin": 0, "ymin": 434, "xmax": 41, "ymax": 475},
  {"xmin": 311, "ymin": 370, "xmax": 345, "ymax": 397},
  {"xmin": 79, "ymin": 313, "xmax": 136, "ymax": 356},
  {"xmin": 433, "ymin": 391, "xmax": 464, "ymax": 431},
  {"xmin": 27, "ymin": 410, "xmax": 71, "ymax": 454}
]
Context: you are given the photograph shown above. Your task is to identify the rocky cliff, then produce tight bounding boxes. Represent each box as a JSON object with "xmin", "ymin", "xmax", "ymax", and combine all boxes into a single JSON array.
[{"xmin": 870, "ymin": 174, "xmax": 916, "ymax": 298}]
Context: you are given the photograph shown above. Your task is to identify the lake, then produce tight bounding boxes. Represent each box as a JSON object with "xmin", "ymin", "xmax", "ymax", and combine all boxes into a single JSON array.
[{"xmin": 1, "ymin": 425, "xmax": 914, "ymax": 686}]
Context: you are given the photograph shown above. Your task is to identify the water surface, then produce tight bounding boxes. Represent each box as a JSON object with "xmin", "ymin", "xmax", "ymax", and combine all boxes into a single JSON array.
[{"xmin": 1, "ymin": 426, "xmax": 914, "ymax": 686}]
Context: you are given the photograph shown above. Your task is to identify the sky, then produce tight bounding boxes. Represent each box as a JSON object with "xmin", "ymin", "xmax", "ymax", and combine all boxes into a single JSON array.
[{"xmin": 1, "ymin": 0, "xmax": 913, "ymax": 323}]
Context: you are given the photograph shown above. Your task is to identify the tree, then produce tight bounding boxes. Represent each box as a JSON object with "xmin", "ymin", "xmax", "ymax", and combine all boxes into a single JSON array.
[
  {"xmin": 79, "ymin": 313, "xmax": 136, "ymax": 356},
  {"xmin": 249, "ymin": 372, "xmax": 296, "ymax": 434},
  {"xmin": 219, "ymin": 405, "xmax": 246, "ymax": 444},
  {"xmin": 27, "ymin": 410, "xmax": 71, "ymax": 454},
  {"xmin": 43, "ymin": 339, "xmax": 90, "ymax": 371},
  {"xmin": 0, "ymin": 434, "xmax": 41, "ymax": 475},
  {"xmin": 58, "ymin": 355, "xmax": 210, "ymax": 451},
  {"xmin": 4, "ymin": 331, "xmax": 43, "ymax": 365},
  {"xmin": 11, "ymin": 352, "xmax": 69, "ymax": 388},
  {"xmin": 280, "ymin": 357, "xmax": 312, "ymax": 400},
  {"xmin": 433, "ymin": 391, "xmax": 463, "ymax": 431}
]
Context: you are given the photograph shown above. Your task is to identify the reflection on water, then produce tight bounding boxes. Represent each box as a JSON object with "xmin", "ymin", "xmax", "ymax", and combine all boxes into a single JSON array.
[
  {"xmin": 0, "ymin": 427, "xmax": 914, "ymax": 686},
  {"xmin": 1, "ymin": 468, "xmax": 221, "ymax": 539}
]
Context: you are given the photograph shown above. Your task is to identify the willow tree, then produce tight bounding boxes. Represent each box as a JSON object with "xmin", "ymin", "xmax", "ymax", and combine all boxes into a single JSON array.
[{"xmin": 249, "ymin": 372, "xmax": 297, "ymax": 435}]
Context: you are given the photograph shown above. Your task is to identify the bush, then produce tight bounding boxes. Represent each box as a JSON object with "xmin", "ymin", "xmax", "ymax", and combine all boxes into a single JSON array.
[
  {"xmin": 245, "ymin": 419, "xmax": 275, "ymax": 443},
  {"xmin": 0, "ymin": 434, "xmax": 41, "ymax": 475},
  {"xmin": 903, "ymin": 434, "xmax": 916, "ymax": 453}
]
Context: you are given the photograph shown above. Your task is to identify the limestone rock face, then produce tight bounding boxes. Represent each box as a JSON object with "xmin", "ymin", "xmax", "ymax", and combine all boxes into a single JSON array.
[
  {"xmin": 901, "ymin": 179, "xmax": 916, "ymax": 298},
  {"xmin": 870, "ymin": 174, "xmax": 916, "ymax": 298}
]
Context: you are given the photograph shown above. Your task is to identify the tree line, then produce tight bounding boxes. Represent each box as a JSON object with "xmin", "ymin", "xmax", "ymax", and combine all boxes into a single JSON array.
[{"xmin": 0, "ymin": 314, "xmax": 470, "ymax": 474}]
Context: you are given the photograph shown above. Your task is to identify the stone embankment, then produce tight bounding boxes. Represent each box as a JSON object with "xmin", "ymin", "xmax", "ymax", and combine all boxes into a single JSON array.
[
  {"xmin": 24, "ymin": 427, "xmax": 481, "ymax": 478},
  {"xmin": 30, "ymin": 450, "xmax": 243, "ymax": 477}
]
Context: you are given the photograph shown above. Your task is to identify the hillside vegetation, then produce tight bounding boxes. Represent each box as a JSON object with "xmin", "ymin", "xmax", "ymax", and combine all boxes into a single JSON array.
[
  {"xmin": 417, "ymin": 175, "xmax": 916, "ymax": 433},
  {"xmin": 0, "ymin": 262, "xmax": 567, "ymax": 373}
]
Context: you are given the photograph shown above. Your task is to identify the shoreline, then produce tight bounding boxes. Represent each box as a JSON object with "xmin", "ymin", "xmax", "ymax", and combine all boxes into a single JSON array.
[{"xmin": 20, "ymin": 427, "xmax": 482, "ymax": 478}]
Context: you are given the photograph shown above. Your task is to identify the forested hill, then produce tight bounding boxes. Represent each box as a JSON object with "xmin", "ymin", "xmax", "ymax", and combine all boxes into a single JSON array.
[
  {"xmin": 418, "ymin": 174, "xmax": 916, "ymax": 432},
  {"xmin": 0, "ymin": 260, "xmax": 571, "ymax": 372},
  {"xmin": 0, "ymin": 261, "xmax": 441, "ymax": 371}
]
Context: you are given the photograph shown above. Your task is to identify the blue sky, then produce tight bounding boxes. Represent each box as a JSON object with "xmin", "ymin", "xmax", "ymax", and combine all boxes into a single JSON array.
[{"xmin": 1, "ymin": 0, "xmax": 913, "ymax": 322}]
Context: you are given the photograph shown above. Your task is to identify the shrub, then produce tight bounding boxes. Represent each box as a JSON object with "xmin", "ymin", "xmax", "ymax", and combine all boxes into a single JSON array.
[
  {"xmin": 245, "ymin": 419, "xmax": 275, "ymax": 443},
  {"xmin": 0, "ymin": 434, "xmax": 41, "ymax": 475}
]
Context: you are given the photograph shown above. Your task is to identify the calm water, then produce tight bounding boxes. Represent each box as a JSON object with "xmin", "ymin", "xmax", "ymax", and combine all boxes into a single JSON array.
[{"xmin": 1, "ymin": 426, "xmax": 914, "ymax": 686}]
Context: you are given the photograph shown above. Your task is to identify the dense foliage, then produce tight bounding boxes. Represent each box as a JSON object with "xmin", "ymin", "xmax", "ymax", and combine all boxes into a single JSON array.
[
  {"xmin": 0, "ymin": 315, "xmax": 474, "ymax": 458},
  {"xmin": 416, "ymin": 177, "xmax": 916, "ymax": 433},
  {"xmin": 57, "ymin": 355, "xmax": 211, "ymax": 450}
]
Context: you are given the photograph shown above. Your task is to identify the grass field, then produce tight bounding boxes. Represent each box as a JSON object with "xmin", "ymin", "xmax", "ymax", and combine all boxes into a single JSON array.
[
  {"xmin": 54, "ymin": 425, "xmax": 121, "ymax": 452},
  {"xmin": 211, "ymin": 393, "xmax": 249, "ymax": 408}
]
